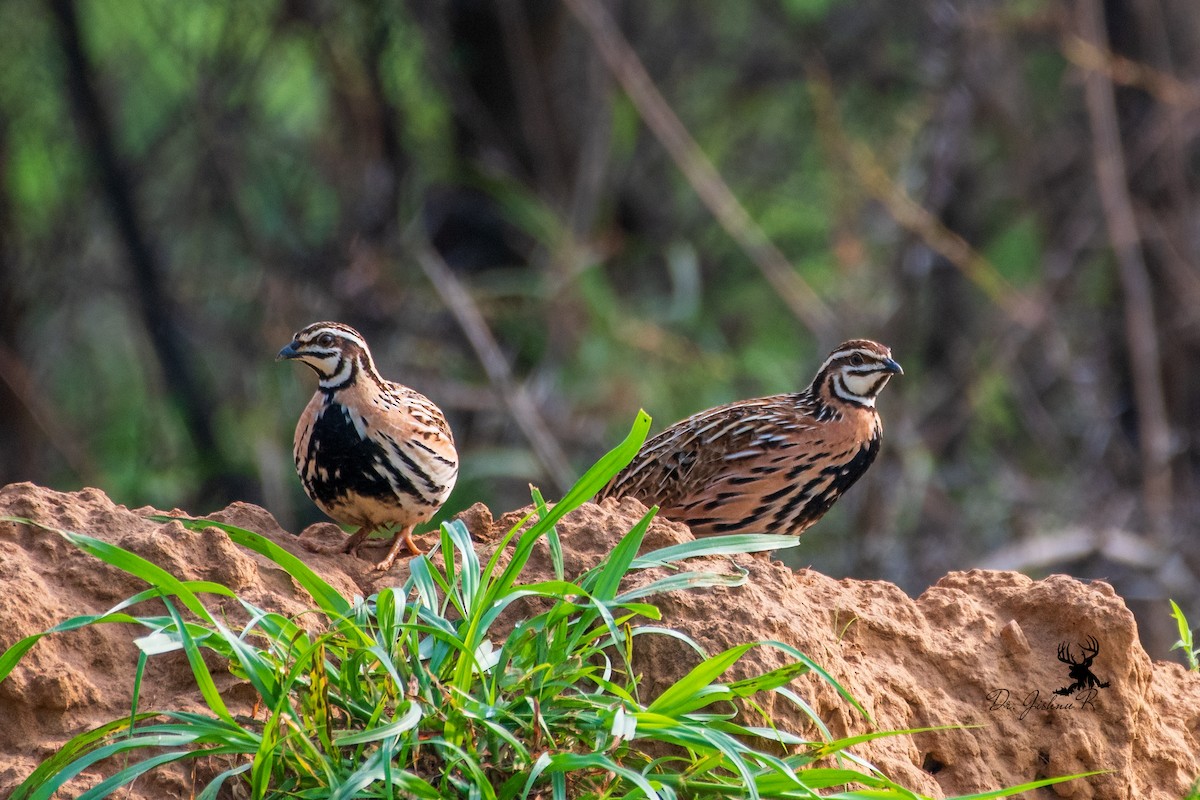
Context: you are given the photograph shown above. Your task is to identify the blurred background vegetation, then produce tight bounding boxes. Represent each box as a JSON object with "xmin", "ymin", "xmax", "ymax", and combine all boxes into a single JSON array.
[{"xmin": 1, "ymin": 0, "xmax": 1197, "ymax": 655}]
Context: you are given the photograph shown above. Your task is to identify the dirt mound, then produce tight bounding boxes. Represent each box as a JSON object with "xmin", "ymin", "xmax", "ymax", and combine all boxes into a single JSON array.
[{"xmin": 0, "ymin": 483, "xmax": 1196, "ymax": 798}]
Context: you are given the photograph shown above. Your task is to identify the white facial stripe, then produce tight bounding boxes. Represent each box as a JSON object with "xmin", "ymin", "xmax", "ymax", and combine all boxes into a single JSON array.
[
  {"xmin": 846, "ymin": 362, "xmax": 892, "ymax": 375},
  {"xmin": 817, "ymin": 346, "xmax": 885, "ymax": 375},
  {"xmin": 301, "ymin": 326, "xmax": 368, "ymax": 352},
  {"xmin": 833, "ymin": 374, "xmax": 872, "ymax": 406},
  {"xmin": 317, "ymin": 354, "xmax": 354, "ymax": 389},
  {"xmin": 840, "ymin": 371, "xmax": 892, "ymax": 402}
]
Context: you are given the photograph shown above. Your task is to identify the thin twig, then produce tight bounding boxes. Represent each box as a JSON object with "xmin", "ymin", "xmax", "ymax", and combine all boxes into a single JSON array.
[
  {"xmin": 981, "ymin": 526, "xmax": 1173, "ymax": 572},
  {"xmin": 496, "ymin": 0, "xmax": 566, "ymax": 196},
  {"xmin": 807, "ymin": 63, "xmax": 1044, "ymax": 330},
  {"xmin": 413, "ymin": 240, "xmax": 574, "ymax": 493},
  {"xmin": 1076, "ymin": 0, "xmax": 1173, "ymax": 535},
  {"xmin": 562, "ymin": 0, "xmax": 835, "ymax": 336},
  {"xmin": 1063, "ymin": 34, "xmax": 1200, "ymax": 110}
]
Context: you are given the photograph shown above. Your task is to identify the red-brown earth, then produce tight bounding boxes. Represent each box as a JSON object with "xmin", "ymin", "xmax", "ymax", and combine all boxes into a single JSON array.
[{"xmin": 0, "ymin": 482, "xmax": 1197, "ymax": 798}]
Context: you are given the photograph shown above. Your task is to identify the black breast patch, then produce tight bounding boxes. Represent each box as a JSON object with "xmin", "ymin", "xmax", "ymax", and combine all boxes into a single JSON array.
[
  {"xmin": 800, "ymin": 435, "xmax": 881, "ymax": 525},
  {"xmin": 302, "ymin": 402, "xmax": 421, "ymax": 508}
]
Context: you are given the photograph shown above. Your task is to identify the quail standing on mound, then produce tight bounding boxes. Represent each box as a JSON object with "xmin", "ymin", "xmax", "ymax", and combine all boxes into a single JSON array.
[
  {"xmin": 278, "ymin": 322, "xmax": 459, "ymax": 571},
  {"xmin": 599, "ymin": 339, "xmax": 901, "ymax": 538}
]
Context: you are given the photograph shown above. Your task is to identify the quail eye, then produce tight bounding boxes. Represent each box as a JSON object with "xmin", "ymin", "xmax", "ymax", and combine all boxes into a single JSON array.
[
  {"xmin": 318, "ymin": 334, "xmax": 334, "ymax": 347},
  {"xmin": 850, "ymin": 354, "xmax": 864, "ymax": 366}
]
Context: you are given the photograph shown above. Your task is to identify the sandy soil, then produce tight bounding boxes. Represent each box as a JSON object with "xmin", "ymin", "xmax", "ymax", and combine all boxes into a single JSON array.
[{"xmin": 0, "ymin": 482, "xmax": 1196, "ymax": 798}]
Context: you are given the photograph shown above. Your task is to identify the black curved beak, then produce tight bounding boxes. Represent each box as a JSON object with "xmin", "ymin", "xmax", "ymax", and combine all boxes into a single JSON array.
[
  {"xmin": 276, "ymin": 342, "xmax": 301, "ymax": 361},
  {"xmin": 883, "ymin": 358, "xmax": 903, "ymax": 375}
]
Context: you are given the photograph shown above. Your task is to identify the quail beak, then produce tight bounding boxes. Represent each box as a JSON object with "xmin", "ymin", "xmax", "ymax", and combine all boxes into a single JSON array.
[
  {"xmin": 883, "ymin": 358, "xmax": 903, "ymax": 375},
  {"xmin": 276, "ymin": 342, "xmax": 301, "ymax": 362}
]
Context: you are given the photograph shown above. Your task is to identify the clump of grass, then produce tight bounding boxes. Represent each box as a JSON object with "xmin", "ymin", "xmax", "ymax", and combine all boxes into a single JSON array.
[
  {"xmin": 2, "ymin": 412, "xmax": 1092, "ymax": 798},
  {"xmin": 1169, "ymin": 599, "xmax": 1199, "ymax": 671}
]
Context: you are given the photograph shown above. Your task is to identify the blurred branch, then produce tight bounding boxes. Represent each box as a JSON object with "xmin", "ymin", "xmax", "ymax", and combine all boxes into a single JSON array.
[
  {"xmin": 1063, "ymin": 35, "xmax": 1200, "ymax": 110},
  {"xmin": 47, "ymin": 0, "xmax": 232, "ymax": 495},
  {"xmin": 0, "ymin": 344, "xmax": 95, "ymax": 481},
  {"xmin": 496, "ymin": 0, "xmax": 566, "ymax": 197},
  {"xmin": 412, "ymin": 237, "xmax": 573, "ymax": 493},
  {"xmin": 807, "ymin": 64, "xmax": 1043, "ymax": 330},
  {"xmin": 1076, "ymin": 0, "xmax": 1173, "ymax": 534},
  {"xmin": 562, "ymin": 0, "xmax": 835, "ymax": 336}
]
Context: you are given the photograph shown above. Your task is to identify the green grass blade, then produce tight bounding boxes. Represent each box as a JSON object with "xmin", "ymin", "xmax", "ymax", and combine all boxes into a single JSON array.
[
  {"xmin": 615, "ymin": 569, "xmax": 749, "ymax": 601},
  {"xmin": 943, "ymin": 771, "xmax": 1107, "ymax": 799},
  {"xmin": 774, "ymin": 686, "xmax": 834, "ymax": 743},
  {"xmin": 334, "ymin": 700, "xmax": 423, "ymax": 745},
  {"xmin": 21, "ymin": 732, "xmax": 200, "ymax": 800},
  {"xmin": 159, "ymin": 598, "xmax": 236, "ymax": 725},
  {"xmin": 633, "ymin": 533, "xmax": 800, "ymax": 568},
  {"xmin": 8, "ymin": 716, "xmax": 156, "ymax": 800},
  {"xmin": 524, "ymin": 752, "xmax": 661, "ymax": 799},
  {"xmin": 129, "ymin": 650, "xmax": 148, "ymax": 731},
  {"xmin": 532, "ymin": 486, "xmax": 566, "ymax": 583},
  {"xmin": 628, "ymin": 625, "xmax": 710, "ymax": 659},
  {"xmin": 809, "ymin": 725, "xmax": 968, "ymax": 758},
  {"xmin": 209, "ymin": 618, "xmax": 281, "ymax": 706},
  {"xmin": 77, "ymin": 748, "xmax": 230, "ymax": 800},
  {"xmin": 587, "ymin": 507, "xmax": 654, "ymax": 601},
  {"xmin": 196, "ymin": 763, "xmax": 252, "ymax": 800},
  {"xmin": 0, "ymin": 612, "xmax": 143, "ymax": 683},
  {"xmin": 5, "ymin": 518, "xmax": 223, "ymax": 624},
  {"xmin": 445, "ymin": 519, "xmax": 480, "ymax": 609},
  {"xmin": 747, "ymin": 765, "xmax": 911, "ymax": 796},
  {"xmin": 1169, "ymin": 599, "xmax": 1197, "ymax": 669},
  {"xmin": 726, "ymin": 661, "xmax": 813, "ymax": 697},
  {"xmin": 154, "ymin": 516, "xmax": 352, "ymax": 617},
  {"xmin": 647, "ymin": 643, "xmax": 753, "ymax": 715},
  {"xmin": 756, "ymin": 639, "xmax": 869, "ymax": 720},
  {"xmin": 552, "ymin": 409, "xmax": 651, "ymax": 513}
]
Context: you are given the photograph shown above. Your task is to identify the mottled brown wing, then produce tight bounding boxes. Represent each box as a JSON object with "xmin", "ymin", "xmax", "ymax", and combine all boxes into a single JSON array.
[
  {"xmin": 669, "ymin": 419, "xmax": 879, "ymax": 536},
  {"xmin": 602, "ymin": 396, "xmax": 811, "ymax": 511}
]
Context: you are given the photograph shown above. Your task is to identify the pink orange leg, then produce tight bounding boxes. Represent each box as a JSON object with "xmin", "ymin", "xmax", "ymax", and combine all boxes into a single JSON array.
[{"xmin": 375, "ymin": 526, "xmax": 423, "ymax": 572}]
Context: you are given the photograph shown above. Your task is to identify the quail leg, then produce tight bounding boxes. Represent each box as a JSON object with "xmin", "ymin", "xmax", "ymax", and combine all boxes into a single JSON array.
[
  {"xmin": 341, "ymin": 526, "xmax": 377, "ymax": 557},
  {"xmin": 375, "ymin": 525, "xmax": 424, "ymax": 572},
  {"xmin": 302, "ymin": 525, "xmax": 376, "ymax": 556}
]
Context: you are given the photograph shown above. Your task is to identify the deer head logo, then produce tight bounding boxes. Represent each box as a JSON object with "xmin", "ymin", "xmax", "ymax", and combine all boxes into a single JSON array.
[{"xmin": 1053, "ymin": 635, "xmax": 1110, "ymax": 696}]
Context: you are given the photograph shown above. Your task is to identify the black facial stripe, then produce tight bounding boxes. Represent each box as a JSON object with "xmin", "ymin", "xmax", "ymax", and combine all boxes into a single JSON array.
[
  {"xmin": 830, "ymin": 374, "xmax": 876, "ymax": 407},
  {"xmin": 298, "ymin": 347, "xmax": 340, "ymax": 359}
]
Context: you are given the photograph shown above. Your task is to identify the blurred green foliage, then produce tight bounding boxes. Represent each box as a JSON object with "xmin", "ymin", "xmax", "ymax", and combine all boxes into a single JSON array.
[{"xmin": 1, "ymin": 0, "xmax": 1198, "ymax": 658}]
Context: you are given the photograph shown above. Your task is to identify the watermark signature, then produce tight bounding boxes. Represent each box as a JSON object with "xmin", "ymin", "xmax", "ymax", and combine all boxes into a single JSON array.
[
  {"xmin": 986, "ymin": 633, "xmax": 1110, "ymax": 717},
  {"xmin": 986, "ymin": 687, "xmax": 1102, "ymax": 720}
]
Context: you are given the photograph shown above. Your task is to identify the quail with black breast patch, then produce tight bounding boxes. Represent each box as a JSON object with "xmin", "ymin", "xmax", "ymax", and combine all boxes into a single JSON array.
[{"xmin": 278, "ymin": 322, "xmax": 459, "ymax": 571}]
